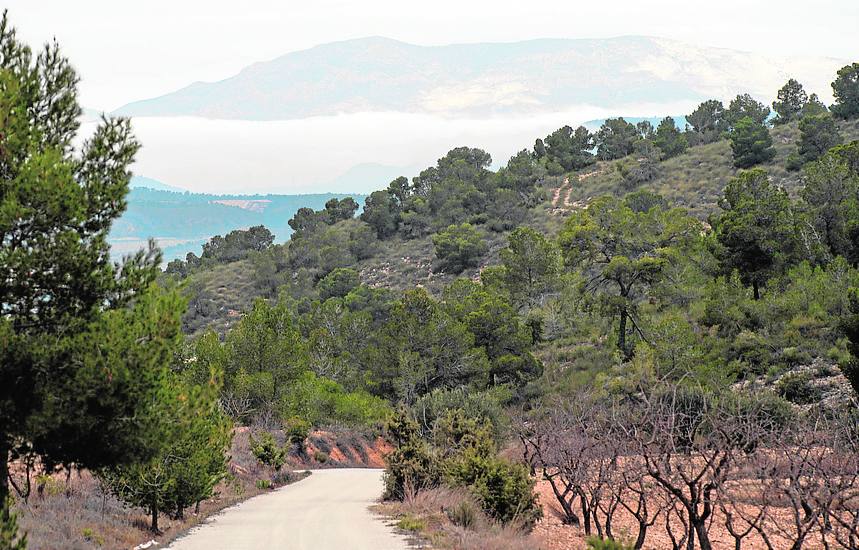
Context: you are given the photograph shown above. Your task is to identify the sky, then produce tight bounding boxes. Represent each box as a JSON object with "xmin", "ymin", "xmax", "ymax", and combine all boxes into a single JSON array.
[{"xmin": 7, "ymin": 0, "xmax": 859, "ymax": 110}]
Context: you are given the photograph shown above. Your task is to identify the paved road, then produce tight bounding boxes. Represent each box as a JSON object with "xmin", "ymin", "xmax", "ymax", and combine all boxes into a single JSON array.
[{"xmin": 167, "ymin": 469, "xmax": 410, "ymax": 550}]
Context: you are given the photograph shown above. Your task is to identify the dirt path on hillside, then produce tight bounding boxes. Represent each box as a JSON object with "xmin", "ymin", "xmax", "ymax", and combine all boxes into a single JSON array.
[{"xmin": 166, "ymin": 469, "xmax": 409, "ymax": 550}]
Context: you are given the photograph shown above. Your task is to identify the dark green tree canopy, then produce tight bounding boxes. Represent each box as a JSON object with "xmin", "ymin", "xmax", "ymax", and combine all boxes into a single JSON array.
[
  {"xmin": 559, "ymin": 192, "xmax": 700, "ymax": 357},
  {"xmin": 595, "ymin": 117, "xmax": 638, "ymax": 160},
  {"xmin": 653, "ymin": 116, "xmax": 688, "ymax": 159},
  {"xmin": 0, "ymin": 12, "xmax": 184, "ymax": 501},
  {"xmin": 687, "ymin": 99, "xmax": 727, "ymax": 143},
  {"xmin": 713, "ymin": 169, "xmax": 798, "ymax": 299},
  {"xmin": 831, "ymin": 62, "xmax": 859, "ymax": 120},
  {"xmin": 726, "ymin": 94, "xmax": 771, "ymax": 129},
  {"xmin": 432, "ymin": 223, "xmax": 488, "ymax": 274},
  {"xmin": 499, "ymin": 227, "xmax": 560, "ymax": 309},
  {"xmin": 730, "ymin": 116, "xmax": 776, "ymax": 168},
  {"xmin": 772, "ymin": 78, "xmax": 808, "ymax": 125},
  {"xmin": 797, "ymin": 113, "xmax": 842, "ymax": 164},
  {"xmin": 800, "ymin": 152, "xmax": 859, "ymax": 262},
  {"xmin": 538, "ymin": 125, "xmax": 595, "ymax": 173}
]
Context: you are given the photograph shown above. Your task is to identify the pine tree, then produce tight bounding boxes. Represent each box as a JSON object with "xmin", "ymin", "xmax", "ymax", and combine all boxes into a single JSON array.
[{"xmin": 0, "ymin": 12, "xmax": 184, "ymax": 502}]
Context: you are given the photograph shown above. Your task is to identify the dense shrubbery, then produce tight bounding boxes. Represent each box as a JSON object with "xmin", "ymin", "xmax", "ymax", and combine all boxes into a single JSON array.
[{"xmin": 383, "ymin": 409, "xmax": 541, "ymax": 528}]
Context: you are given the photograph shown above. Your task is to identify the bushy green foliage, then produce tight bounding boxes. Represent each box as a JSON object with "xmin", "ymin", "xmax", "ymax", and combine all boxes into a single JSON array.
[
  {"xmin": 284, "ymin": 417, "xmax": 311, "ymax": 445},
  {"xmin": 249, "ymin": 431, "xmax": 287, "ymax": 471},
  {"xmin": 772, "ymin": 78, "xmax": 808, "ymax": 125},
  {"xmin": 777, "ymin": 371, "xmax": 822, "ymax": 405},
  {"xmin": 726, "ymin": 93, "xmax": 771, "ymax": 129},
  {"xmin": 384, "ymin": 408, "xmax": 540, "ymax": 528},
  {"xmin": 317, "ymin": 267, "xmax": 360, "ymax": 300},
  {"xmin": 831, "ymin": 63, "xmax": 859, "ymax": 120},
  {"xmin": 498, "ymin": 227, "xmax": 561, "ymax": 309},
  {"xmin": 787, "ymin": 113, "xmax": 842, "ymax": 169},
  {"xmin": 559, "ymin": 192, "xmax": 700, "ymax": 357},
  {"xmin": 279, "ymin": 372, "xmax": 391, "ymax": 427},
  {"xmin": 0, "ymin": 12, "xmax": 187, "ymax": 503},
  {"xmin": 839, "ymin": 288, "xmax": 859, "ymax": 397},
  {"xmin": 712, "ymin": 169, "xmax": 797, "ymax": 299},
  {"xmin": 799, "ymin": 150, "xmax": 859, "ymax": 261},
  {"xmin": 687, "ymin": 99, "xmax": 727, "ymax": 144},
  {"xmin": 411, "ymin": 387, "xmax": 509, "ymax": 444},
  {"xmin": 364, "ymin": 288, "xmax": 491, "ymax": 401},
  {"xmin": 432, "ymin": 223, "xmax": 488, "ymax": 273},
  {"xmin": 730, "ymin": 116, "xmax": 776, "ymax": 168},
  {"xmin": 596, "ymin": 118, "xmax": 638, "ymax": 160},
  {"xmin": 438, "ymin": 410, "xmax": 541, "ymax": 527},
  {"xmin": 653, "ymin": 116, "xmax": 688, "ymax": 158},
  {"xmin": 536, "ymin": 125, "xmax": 596, "ymax": 172},
  {"xmin": 383, "ymin": 411, "xmax": 440, "ymax": 500},
  {"xmin": 99, "ymin": 372, "xmax": 233, "ymax": 531}
]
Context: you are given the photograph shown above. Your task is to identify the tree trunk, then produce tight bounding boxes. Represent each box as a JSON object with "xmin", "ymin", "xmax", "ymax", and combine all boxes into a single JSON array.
[
  {"xmin": 753, "ymin": 280, "xmax": 760, "ymax": 301},
  {"xmin": 150, "ymin": 504, "xmax": 159, "ymax": 532},
  {"xmin": 694, "ymin": 520, "xmax": 713, "ymax": 550},
  {"xmin": 618, "ymin": 306, "xmax": 628, "ymax": 358},
  {"xmin": 635, "ymin": 524, "xmax": 647, "ymax": 549}
]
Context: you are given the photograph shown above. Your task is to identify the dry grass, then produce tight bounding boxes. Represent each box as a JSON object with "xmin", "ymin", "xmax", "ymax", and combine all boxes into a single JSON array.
[
  {"xmin": 375, "ymin": 487, "xmax": 541, "ymax": 550},
  {"xmin": 11, "ymin": 429, "xmax": 312, "ymax": 550}
]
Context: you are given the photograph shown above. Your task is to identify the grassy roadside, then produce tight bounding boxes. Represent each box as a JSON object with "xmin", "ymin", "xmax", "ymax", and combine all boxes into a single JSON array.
[
  {"xmin": 11, "ymin": 425, "xmax": 392, "ymax": 549},
  {"xmin": 373, "ymin": 487, "xmax": 540, "ymax": 550}
]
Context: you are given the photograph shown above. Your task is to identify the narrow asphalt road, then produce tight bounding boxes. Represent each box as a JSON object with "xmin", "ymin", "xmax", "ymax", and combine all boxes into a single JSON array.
[{"xmin": 166, "ymin": 469, "xmax": 411, "ymax": 550}]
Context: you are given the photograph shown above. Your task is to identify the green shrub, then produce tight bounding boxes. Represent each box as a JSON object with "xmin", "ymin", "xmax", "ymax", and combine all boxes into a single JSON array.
[
  {"xmin": 284, "ymin": 417, "xmax": 310, "ymax": 445},
  {"xmin": 255, "ymin": 479, "xmax": 272, "ymax": 490},
  {"xmin": 432, "ymin": 223, "xmax": 488, "ymax": 274},
  {"xmin": 279, "ymin": 372, "xmax": 391, "ymax": 428},
  {"xmin": 454, "ymin": 453, "xmax": 542, "ymax": 527},
  {"xmin": 777, "ymin": 371, "xmax": 823, "ymax": 405},
  {"xmin": 383, "ymin": 411, "xmax": 440, "ymax": 500},
  {"xmin": 250, "ymin": 432, "xmax": 287, "ymax": 471},
  {"xmin": 81, "ymin": 527, "xmax": 104, "ymax": 546},
  {"xmin": 313, "ymin": 450, "xmax": 329, "ymax": 463},
  {"xmin": 396, "ymin": 515, "xmax": 426, "ymax": 532}
]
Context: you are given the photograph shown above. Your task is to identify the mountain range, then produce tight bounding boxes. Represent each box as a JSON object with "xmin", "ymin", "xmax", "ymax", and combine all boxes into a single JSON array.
[{"xmin": 114, "ymin": 36, "xmax": 845, "ymax": 121}]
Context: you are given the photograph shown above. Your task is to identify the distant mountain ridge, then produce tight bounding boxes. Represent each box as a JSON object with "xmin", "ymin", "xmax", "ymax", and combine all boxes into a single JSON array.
[{"xmin": 114, "ymin": 36, "xmax": 845, "ymax": 121}]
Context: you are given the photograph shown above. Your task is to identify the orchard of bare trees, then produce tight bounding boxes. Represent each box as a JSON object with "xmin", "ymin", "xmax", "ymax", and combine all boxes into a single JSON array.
[{"xmin": 518, "ymin": 385, "xmax": 859, "ymax": 550}]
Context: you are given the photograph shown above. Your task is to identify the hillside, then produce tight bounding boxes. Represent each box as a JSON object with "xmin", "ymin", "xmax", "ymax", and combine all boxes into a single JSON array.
[
  {"xmin": 171, "ymin": 115, "xmax": 859, "ymax": 336},
  {"xmin": 114, "ymin": 36, "xmax": 845, "ymax": 120}
]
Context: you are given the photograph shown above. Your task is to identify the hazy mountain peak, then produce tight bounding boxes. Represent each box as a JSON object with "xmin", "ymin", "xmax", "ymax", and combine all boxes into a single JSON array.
[{"xmin": 114, "ymin": 36, "xmax": 846, "ymax": 121}]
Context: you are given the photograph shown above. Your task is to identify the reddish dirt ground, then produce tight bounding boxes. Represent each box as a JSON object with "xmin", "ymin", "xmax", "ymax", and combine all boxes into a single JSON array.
[{"xmin": 532, "ymin": 479, "xmax": 827, "ymax": 550}]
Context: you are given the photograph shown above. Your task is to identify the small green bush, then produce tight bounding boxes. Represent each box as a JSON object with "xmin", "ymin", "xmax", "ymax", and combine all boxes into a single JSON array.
[
  {"xmin": 250, "ymin": 432, "xmax": 287, "ymax": 471},
  {"xmin": 81, "ymin": 527, "xmax": 104, "ymax": 546},
  {"xmin": 255, "ymin": 479, "xmax": 272, "ymax": 490},
  {"xmin": 383, "ymin": 411, "xmax": 440, "ymax": 500},
  {"xmin": 450, "ymin": 452, "xmax": 542, "ymax": 528},
  {"xmin": 284, "ymin": 417, "xmax": 310, "ymax": 446},
  {"xmin": 313, "ymin": 450, "xmax": 329, "ymax": 463},
  {"xmin": 396, "ymin": 515, "xmax": 426, "ymax": 532},
  {"xmin": 777, "ymin": 371, "xmax": 823, "ymax": 405}
]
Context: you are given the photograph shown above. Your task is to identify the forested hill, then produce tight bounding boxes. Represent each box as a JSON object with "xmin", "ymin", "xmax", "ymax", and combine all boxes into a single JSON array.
[
  {"xmin": 163, "ymin": 79, "xmax": 859, "ymax": 336},
  {"xmin": 108, "ymin": 187, "xmax": 365, "ymax": 261}
]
